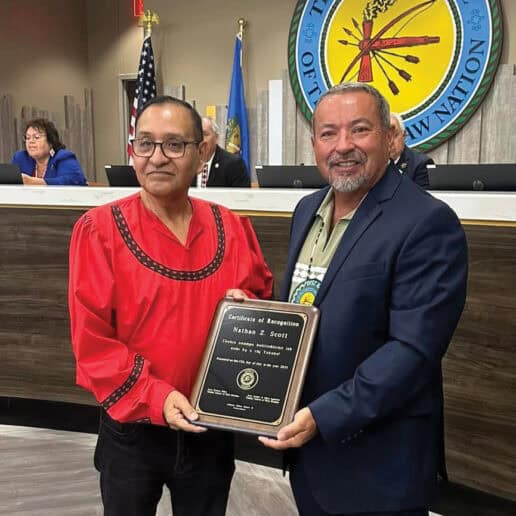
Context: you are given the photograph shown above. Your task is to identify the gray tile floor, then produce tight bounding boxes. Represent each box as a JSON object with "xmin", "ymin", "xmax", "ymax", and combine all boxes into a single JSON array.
[{"xmin": 0, "ymin": 425, "xmax": 441, "ymax": 516}]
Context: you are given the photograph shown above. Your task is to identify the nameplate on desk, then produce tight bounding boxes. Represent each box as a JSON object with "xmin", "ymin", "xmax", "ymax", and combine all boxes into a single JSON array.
[{"xmin": 190, "ymin": 298, "xmax": 319, "ymax": 436}]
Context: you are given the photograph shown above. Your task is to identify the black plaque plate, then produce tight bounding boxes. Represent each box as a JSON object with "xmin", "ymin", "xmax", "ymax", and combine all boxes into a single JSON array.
[{"xmin": 190, "ymin": 298, "xmax": 319, "ymax": 436}]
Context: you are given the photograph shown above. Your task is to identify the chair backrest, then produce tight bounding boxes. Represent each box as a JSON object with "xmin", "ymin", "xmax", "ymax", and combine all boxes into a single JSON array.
[
  {"xmin": 428, "ymin": 163, "xmax": 516, "ymax": 191},
  {"xmin": 0, "ymin": 163, "xmax": 23, "ymax": 185},
  {"xmin": 104, "ymin": 165, "xmax": 140, "ymax": 187},
  {"xmin": 256, "ymin": 165, "xmax": 326, "ymax": 188}
]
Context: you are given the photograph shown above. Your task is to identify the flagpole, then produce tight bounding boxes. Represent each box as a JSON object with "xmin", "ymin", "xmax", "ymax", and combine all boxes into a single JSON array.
[
  {"xmin": 238, "ymin": 18, "xmax": 246, "ymax": 64},
  {"xmin": 238, "ymin": 18, "xmax": 246, "ymax": 39}
]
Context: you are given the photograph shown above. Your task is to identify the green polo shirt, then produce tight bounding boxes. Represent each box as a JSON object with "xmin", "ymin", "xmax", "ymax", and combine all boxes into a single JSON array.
[{"xmin": 289, "ymin": 190, "xmax": 356, "ymax": 305}]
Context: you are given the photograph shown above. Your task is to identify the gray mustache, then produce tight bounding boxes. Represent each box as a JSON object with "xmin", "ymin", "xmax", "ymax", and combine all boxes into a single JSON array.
[{"xmin": 328, "ymin": 153, "xmax": 365, "ymax": 166}]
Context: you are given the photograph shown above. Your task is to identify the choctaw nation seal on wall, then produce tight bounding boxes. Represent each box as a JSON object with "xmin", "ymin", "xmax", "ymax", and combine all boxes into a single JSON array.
[{"xmin": 288, "ymin": 0, "xmax": 503, "ymax": 151}]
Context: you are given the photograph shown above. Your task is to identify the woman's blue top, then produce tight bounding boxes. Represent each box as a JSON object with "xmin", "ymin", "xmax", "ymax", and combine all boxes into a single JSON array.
[{"xmin": 12, "ymin": 149, "xmax": 88, "ymax": 186}]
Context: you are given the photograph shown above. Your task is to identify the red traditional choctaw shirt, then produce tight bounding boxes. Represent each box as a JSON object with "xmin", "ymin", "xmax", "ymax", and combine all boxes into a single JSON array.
[{"xmin": 69, "ymin": 193, "xmax": 273, "ymax": 426}]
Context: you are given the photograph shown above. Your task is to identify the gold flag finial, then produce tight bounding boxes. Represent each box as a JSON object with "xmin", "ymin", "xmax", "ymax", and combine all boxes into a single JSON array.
[
  {"xmin": 238, "ymin": 18, "xmax": 246, "ymax": 39},
  {"xmin": 138, "ymin": 10, "xmax": 160, "ymax": 38}
]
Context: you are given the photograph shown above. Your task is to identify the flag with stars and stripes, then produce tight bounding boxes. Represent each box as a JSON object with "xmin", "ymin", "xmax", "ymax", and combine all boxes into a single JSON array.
[{"xmin": 127, "ymin": 35, "xmax": 157, "ymax": 160}]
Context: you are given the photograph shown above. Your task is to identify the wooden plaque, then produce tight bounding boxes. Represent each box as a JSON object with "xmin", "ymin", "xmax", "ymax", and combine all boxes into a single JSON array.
[{"xmin": 190, "ymin": 298, "xmax": 319, "ymax": 436}]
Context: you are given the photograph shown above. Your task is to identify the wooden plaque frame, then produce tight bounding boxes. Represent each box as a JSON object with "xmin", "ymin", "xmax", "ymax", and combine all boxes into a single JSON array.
[{"xmin": 190, "ymin": 298, "xmax": 319, "ymax": 436}]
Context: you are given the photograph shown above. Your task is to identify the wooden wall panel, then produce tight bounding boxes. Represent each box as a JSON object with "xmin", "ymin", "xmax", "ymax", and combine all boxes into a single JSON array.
[
  {"xmin": 256, "ymin": 90, "xmax": 269, "ymax": 168},
  {"xmin": 247, "ymin": 105, "xmax": 258, "ymax": 182},
  {"xmin": 282, "ymin": 69, "xmax": 297, "ymax": 166},
  {"xmin": 83, "ymin": 89, "xmax": 95, "ymax": 180},
  {"xmin": 295, "ymin": 110, "xmax": 315, "ymax": 166},
  {"xmin": 428, "ymin": 142, "xmax": 449, "ymax": 164},
  {"xmin": 0, "ymin": 95, "xmax": 16, "ymax": 161},
  {"xmin": 0, "ymin": 207, "xmax": 93, "ymax": 405},
  {"xmin": 162, "ymin": 84, "xmax": 186, "ymax": 100},
  {"xmin": 480, "ymin": 64, "xmax": 516, "ymax": 163},
  {"xmin": 443, "ymin": 225, "xmax": 516, "ymax": 499},
  {"xmin": 214, "ymin": 103, "xmax": 227, "ymax": 144},
  {"xmin": 448, "ymin": 110, "xmax": 482, "ymax": 164}
]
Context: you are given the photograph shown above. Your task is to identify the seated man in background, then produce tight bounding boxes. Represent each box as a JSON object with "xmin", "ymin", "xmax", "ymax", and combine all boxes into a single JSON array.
[
  {"xmin": 12, "ymin": 118, "xmax": 87, "ymax": 185},
  {"xmin": 390, "ymin": 113, "xmax": 433, "ymax": 189},
  {"xmin": 195, "ymin": 116, "xmax": 250, "ymax": 187},
  {"xmin": 69, "ymin": 95, "xmax": 272, "ymax": 516}
]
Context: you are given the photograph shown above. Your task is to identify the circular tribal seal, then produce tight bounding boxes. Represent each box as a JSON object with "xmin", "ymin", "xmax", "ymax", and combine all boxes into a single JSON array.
[
  {"xmin": 237, "ymin": 368, "xmax": 259, "ymax": 390},
  {"xmin": 288, "ymin": 0, "xmax": 503, "ymax": 151}
]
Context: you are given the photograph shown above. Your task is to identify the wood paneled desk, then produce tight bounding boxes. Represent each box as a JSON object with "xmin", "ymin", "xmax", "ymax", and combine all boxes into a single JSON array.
[{"xmin": 1, "ymin": 186, "xmax": 515, "ymax": 501}]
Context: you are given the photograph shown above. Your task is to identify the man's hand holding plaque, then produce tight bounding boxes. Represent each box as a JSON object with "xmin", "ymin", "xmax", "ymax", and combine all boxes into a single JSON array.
[
  {"xmin": 258, "ymin": 406, "xmax": 318, "ymax": 449},
  {"xmin": 163, "ymin": 390, "xmax": 206, "ymax": 433}
]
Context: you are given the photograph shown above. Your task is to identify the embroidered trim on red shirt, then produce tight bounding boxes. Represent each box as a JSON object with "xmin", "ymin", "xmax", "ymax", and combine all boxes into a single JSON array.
[
  {"xmin": 111, "ymin": 203, "xmax": 225, "ymax": 280},
  {"xmin": 132, "ymin": 417, "xmax": 152, "ymax": 424},
  {"xmin": 101, "ymin": 354, "xmax": 145, "ymax": 409}
]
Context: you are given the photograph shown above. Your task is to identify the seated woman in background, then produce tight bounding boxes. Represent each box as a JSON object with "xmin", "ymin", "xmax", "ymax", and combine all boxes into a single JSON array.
[{"xmin": 12, "ymin": 118, "xmax": 87, "ymax": 185}]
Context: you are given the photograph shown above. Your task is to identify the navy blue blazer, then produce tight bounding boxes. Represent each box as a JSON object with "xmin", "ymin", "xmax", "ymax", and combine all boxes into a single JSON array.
[
  {"xmin": 394, "ymin": 145, "xmax": 433, "ymax": 189},
  {"xmin": 206, "ymin": 145, "xmax": 250, "ymax": 187},
  {"xmin": 280, "ymin": 164, "xmax": 468, "ymax": 514}
]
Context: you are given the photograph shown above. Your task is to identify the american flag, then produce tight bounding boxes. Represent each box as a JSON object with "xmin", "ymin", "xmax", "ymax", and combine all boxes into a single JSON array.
[{"xmin": 127, "ymin": 35, "xmax": 157, "ymax": 160}]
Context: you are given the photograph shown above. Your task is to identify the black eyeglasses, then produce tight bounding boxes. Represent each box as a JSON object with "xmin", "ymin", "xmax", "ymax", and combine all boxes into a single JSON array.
[
  {"xmin": 130, "ymin": 138, "xmax": 200, "ymax": 159},
  {"xmin": 23, "ymin": 133, "xmax": 46, "ymax": 143}
]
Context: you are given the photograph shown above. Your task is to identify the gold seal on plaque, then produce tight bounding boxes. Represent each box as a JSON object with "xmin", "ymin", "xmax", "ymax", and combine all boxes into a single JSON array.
[{"xmin": 237, "ymin": 368, "xmax": 259, "ymax": 390}]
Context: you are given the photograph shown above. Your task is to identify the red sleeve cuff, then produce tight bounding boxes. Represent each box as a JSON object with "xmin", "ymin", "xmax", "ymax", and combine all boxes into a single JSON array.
[{"xmin": 149, "ymin": 381, "xmax": 175, "ymax": 426}]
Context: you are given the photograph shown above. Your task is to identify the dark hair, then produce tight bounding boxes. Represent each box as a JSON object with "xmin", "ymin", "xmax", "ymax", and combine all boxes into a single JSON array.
[
  {"xmin": 135, "ymin": 95, "xmax": 203, "ymax": 142},
  {"xmin": 311, "ymin": 82, "xmax": 391, "ymax": 133},
  {"xmin": 24, "ymin": 118, "xmax": 65, "ymax": 152}
]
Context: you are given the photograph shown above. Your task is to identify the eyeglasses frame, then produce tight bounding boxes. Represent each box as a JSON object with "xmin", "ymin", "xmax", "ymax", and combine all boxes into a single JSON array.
[{"xmin": 130, "ymin": 138, "xmax": 201, "ymax": 159}]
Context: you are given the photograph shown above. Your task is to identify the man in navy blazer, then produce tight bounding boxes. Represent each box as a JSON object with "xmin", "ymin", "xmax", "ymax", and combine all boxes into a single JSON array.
[
  {"xmin": 390, "ymin": 113, "xmax": 433, "ymax": 189},
  {"xmin": 259, "ymin": 84, "xmax": 468, "ymax": 516}
]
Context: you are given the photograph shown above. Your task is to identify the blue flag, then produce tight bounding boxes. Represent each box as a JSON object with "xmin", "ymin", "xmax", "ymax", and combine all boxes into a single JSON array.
[{"xmin": 225, "ymin": 34, "xmax": 250, "ymax": 174}]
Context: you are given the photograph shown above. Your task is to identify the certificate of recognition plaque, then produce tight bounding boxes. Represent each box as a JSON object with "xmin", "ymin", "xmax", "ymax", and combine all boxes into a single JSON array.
[{"xmin": 190, "ymin": 298, "xmax": 319, "ymax": 436}]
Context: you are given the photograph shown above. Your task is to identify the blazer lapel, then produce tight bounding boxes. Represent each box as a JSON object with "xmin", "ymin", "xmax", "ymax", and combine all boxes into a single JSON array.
[
  {"xmin": 398, "ymin": 146, "xmax": 411, "ymax": 175},
  {"xmin": 314, "ymin": 196, "xmax": 381, "ymax": 305},
  {"xmin": 314, "ymin": 164, "xmax": 401, "ymax": 305},
  {"xmin": 280, "ymin": 188, "xmax": 329, "ymax": 301},
  {"xmin": 207, "ymin": 146, "xmax": 222, "ymax": 187}
]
